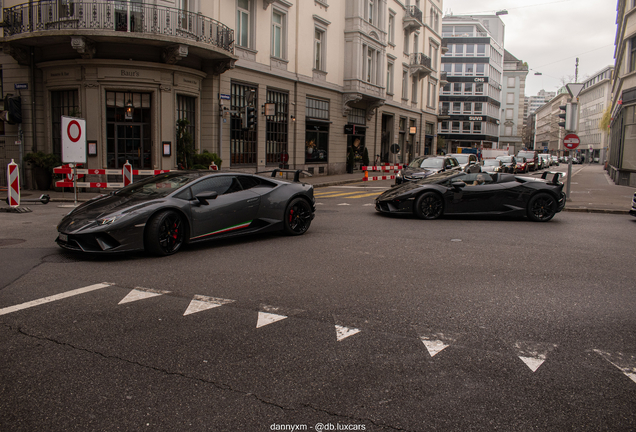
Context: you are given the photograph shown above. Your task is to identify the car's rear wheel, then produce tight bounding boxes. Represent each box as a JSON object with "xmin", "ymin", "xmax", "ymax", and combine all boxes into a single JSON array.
[
  {"xmin": 282, "ymin": 197, "xmax": 312, "ymax": 235},
  {"xmin": 145, "ymin": 210, "xmax": 186, "ymax": 256},
  {"xmin": 527, "ymin": 193, "xmax": 557, "ymax": 222},
  {"xmin": 414, "ymin": 192, "xmax": 444, "ymax": 220}
]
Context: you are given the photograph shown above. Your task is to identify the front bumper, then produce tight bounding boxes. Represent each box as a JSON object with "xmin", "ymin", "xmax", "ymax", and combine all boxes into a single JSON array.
[{"xmin": 630, "ymin": 193, "xmax": 636, "ymax": 217}]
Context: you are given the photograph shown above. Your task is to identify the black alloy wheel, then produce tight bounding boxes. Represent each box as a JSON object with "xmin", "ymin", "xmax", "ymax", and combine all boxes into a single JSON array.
[
  {"xmin": 283, "ymin": 197, "xmax": 312, "ymax": 235},
  {"xmin": 145, "ymin": 210, "xmax": 186, "ymax": 256},
  {"xmin": 414, "ymin": 192, "xmax": 444, "ymax": 220},
  {"xmin": 527, "ymin": 193, "xmax": 557, "ymax": 222}
]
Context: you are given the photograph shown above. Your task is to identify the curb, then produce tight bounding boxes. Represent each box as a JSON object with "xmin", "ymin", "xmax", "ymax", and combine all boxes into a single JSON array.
[{"xmin": 562, "ymin": 208, "xmax": 630, "ymax": 215}]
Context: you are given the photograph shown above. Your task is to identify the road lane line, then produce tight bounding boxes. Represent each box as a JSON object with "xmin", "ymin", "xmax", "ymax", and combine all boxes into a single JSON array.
[
  {"xmin": 343, "ymin": 192, "xmax": 382, "ymax": 198},
  {"xmin": 0, "ymin": 283, "xmax": 114, "ymax": 316},
  {"xmin": 315, "ymin": 191, "xmax": 366, "ymax": 197}
]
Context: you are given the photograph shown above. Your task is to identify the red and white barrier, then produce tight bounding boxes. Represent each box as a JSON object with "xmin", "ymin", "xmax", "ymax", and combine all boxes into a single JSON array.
[
  {"xmin": 363, "ymin": 174, "xmax": 396, "ymax": 182},
  {"xmin": 7, "ymin": 159, "xmax": 20, "ymax": 207},
  {"xmin": 361, "ymin": 164, "xmax": 403, "ymax": 182},
  {"xmin": 54, "ymin": 162, "xmax": 172, "ymax": 189}
]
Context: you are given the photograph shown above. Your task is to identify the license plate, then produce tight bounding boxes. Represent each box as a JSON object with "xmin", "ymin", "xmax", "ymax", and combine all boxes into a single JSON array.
[{"xmin": 59, "ymin": 233, "xmax": 68, "ymax": 242}]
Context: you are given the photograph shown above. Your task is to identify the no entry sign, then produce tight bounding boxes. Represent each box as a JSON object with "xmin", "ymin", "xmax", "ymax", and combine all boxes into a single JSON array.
[
  {"xmin": 61, "ymin": 116, "xmax": 87, "ymax": 163},
  {"xmin": 563, "ymin": 133, "xmax": 580, "ymax": 150}
]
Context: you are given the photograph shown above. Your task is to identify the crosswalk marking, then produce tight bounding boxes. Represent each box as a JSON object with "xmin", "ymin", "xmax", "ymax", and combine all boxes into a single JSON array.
[{"xmin": 0, "ymin": 283, "xmax": 113, "ymax": 316}]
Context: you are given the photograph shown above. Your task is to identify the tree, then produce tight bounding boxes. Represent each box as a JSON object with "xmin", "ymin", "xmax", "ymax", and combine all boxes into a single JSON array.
[{"xmin": 599, "ymin": 105, "xmax": 611, "ymax": 134}]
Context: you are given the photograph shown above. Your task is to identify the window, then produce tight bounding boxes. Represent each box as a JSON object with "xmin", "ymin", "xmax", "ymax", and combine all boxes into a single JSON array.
[
  {"xmin": 388, "ymin": 13, "xmax": 395, "ymax": 44},
  {"xmin": 191, "ymin": 176, "xmax": 242, "ymax": 197},
  {"xmin": 476, "ymin": 64, "xmax": 485, "ymax": 76},
  {"xmin": 506, "ymin": 108, "xmax": 514, "ymax": 120},
  {"xmin": 314, "ymin": 28, "xmax": 325, "ymax": 70},
  {"xmin": 477, "ymin": 44, "xmax": 486, "ymax": 56},
  {"xmin": 365, "ymin": 46, "xmax": 377, "ymax": 83},
  {"xmin": 266, "ymin": 89, "xmax": 289, "ymax": 165},
  {"xmin": 236, "ymin": 0, "xmax": 251, "ymax": 48},
  {"xmin": 404, "ymin": 32, "xmax": 409, "ymax": 55},
  {"xmin": 368, "ymin": 0, "xmax": 374, "ymax": 25},
  {"xmin": 631, "ymin": 36, "xmax": 636, "ymax": 72},
  {"xmin": 51, "ymin": 90, "xmax": 79, "ymax": 158},
  {"xmin": 441, "ymin": 83, "xmax": 451, "ymax": 94},
  {"xmin": 177, "ymin": 94, "xmax": 196, "ymax": 157},
  {"xmin": 455, "ymin": 44, "xmax": 464, "ymax": 56},
  {"xmin": 305, "ymin": 98, "xmax": 329, "ymax": 164},
  {"xmin": 462, "ymin": 122, "xmax": 471, "ymax": 133},
  {"xmin": 453, "ymin": 83, "xmax": 462, "ymax": 94},
  {"xmin": 452, "ymin": 121, "xmax": 460, "ymax": 133},
  {"xmin": 452, "ymin": 102, "xmax": 461, "ymax": 114},
  {"xmin": 387, "ymin": 61, "xmax": 394, "ymax": 94},
  {"xmin": 272, "ymin": 10, "xmax": 286, "ymax": 59},
  {"xmin": 402, "ymin": 69, "xmax": 408, "ymax": 99},
  {"xmin": 474, "ymin": 102, "xmax": 483, "ymax": 114},
  {"xmin": 428, "ymin": 82, "xmax": 436, "ymax": 108},
  {"xmin": 505, "ymin": 126, "xmax": 513, "ymax": 136},
  {"xmin": 454, "ymin": 63, "xmax": 463, "ymax": 75},
  {"xmin": 230, "ymin": 82, "xmax": 258, "ymax": 166},
  {"xmin": 465, "ymin": 63, "xmax": 474, "ymax": 75},
  {"xmin": 411, "ymin": 76, "xmax": 418, "ymax": 102},
  {"xmin": 463, "ymin": 102, "xmax": 472, "ymax": 114},
  {"xmin": 413, "ymin": 34, "xmax": 419, "ymax": 55},
  {"xmin": 473, "ymin": 122, "xmax": 482, "ymax": 133},
  {"xmin": 429, "ymin": 44, "xmax": 438, "ymax": 70},
  {"xmin": 443, "ymin": 63, "xmax": 452, "ymax": 74},
  {"xmin": 506, "ymin": 93, "xmax": 514, "ymax": 104},
  {"xmin": 507, "ymin": 77, "xmax": 515, "ymax": 87},
  {"xmin": 475, "ymin": 83, "xmax": 484, "ymax": 95},
  {"xmin": 464, "ymin": 82, "xmax": 473, "ymax": 94}
]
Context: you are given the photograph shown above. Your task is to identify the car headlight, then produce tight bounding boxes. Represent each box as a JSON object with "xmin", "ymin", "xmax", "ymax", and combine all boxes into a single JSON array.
[
  {"xmin": 97, "ymin": 216, "xmax": 119, "ymax": 225},
  {"xmin": 397, "ymin": 171, "xmax": 403, "ymax": 178}
]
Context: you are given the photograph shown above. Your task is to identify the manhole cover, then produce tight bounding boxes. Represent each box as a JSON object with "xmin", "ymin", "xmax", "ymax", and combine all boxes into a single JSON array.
[{"xmin": 0, "ymin": 239, "xmax": 26, "ymax": 247}]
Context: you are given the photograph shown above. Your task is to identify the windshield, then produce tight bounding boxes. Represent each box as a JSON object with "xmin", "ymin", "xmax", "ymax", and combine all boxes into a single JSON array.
[
  {"xmin": 409, "ymin": 157, "xmax": 444, "ymax": 169},
  {"xmin": 518, "ymin": 152, "xmax": 533, "ymax": 159},
  {"xmin": 498, "ymin": 156, "xmax": 513, "ymax": 163},
  {"xmin": 115, "ymin": 172, "xmax": 204, "ymax": 198},
  {"xmin": 454, "ymin": 155, "xmax": 469, "ymax": 164},
  {"xmin": 484, "ymin": 160, "xmax": 499, "ymax": 166}
]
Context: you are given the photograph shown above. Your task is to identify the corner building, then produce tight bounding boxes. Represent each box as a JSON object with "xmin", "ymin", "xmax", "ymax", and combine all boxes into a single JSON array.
[
  {"xmin": 0, "ymin": 0, "xmax": 445, "ymax": 184},
  {"xmin": 438, "ymin": 14, "xmax": 504, "ymax": 152}
]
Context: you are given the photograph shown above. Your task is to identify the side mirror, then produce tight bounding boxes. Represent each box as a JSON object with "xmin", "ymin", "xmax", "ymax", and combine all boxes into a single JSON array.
[
  {"xmin": 451, "ymin": 181, "xmax": 466, "ymax": 189},
  {"xmin": 195, "ymin": 191, "xmax": 218, "ymax": 205},
  {"xmin": 445, "ymin": 165, "xmax": 452, "ymax": 170}
]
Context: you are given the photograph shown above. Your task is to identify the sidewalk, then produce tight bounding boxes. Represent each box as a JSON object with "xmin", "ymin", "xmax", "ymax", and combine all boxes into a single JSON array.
[{"xmin": 5, "ymin": 164, "xmax": 635, "ymax": 214}]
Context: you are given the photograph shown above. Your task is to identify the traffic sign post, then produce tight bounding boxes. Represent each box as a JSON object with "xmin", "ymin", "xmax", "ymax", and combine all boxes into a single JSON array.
[
  {"xmin": 563, "ymin": 134, "xmax": 580, "ymax": 201},
  {"xmin": 61, "ymin": 116, "xmax": 87, "ymax": 206}
]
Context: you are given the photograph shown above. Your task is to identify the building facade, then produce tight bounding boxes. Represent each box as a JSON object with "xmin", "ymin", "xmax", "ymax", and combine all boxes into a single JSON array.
[
  {"xmin": 577, "ymin": 65, "xmax": 613, "ymax": 163},
  {"xmin": 438, "ymin": 14, "xmax": 505, "ymax": 153},
  {"xmin": 499, "ymin": 49, "xmax": 528, "ymax": 155},
  {"xmin": 0, "ymin": 0, "xmax": 446, "ymax": 188},
  {"xmin": 534, "ymin": 89, "xmax": 569, "ymax": 156},
  {"xmin": 608, "ymin": 0, "xmax": 636, "ymax": 186}
]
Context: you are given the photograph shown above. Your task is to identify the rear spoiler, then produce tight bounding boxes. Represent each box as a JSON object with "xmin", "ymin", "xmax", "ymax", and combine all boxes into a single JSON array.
[
  {"xmin": 541, "ymin": 171, "xmax": 564, "ymax": 185},
  {"xmin": 256, "ymin": 169, "xmax": 313, "ymax": 183}
]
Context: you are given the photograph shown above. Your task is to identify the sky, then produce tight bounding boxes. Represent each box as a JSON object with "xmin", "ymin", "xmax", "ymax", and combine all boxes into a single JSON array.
[{"xmin": 442, "ymin": 0, "xmax": 617, "ymax": 96}]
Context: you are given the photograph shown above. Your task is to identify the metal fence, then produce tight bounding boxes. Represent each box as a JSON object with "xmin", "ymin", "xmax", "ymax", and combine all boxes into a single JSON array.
[
  {"xmin": 3, "ymin": 1, "xmax": 234, "ymax": 53},
  {"xmin": 0, "ymin": 136, "xmax": 21, "ymax": 188}
]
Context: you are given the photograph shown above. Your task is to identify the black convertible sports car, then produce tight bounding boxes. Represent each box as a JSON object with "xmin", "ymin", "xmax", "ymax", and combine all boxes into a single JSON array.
[
  {"xmin": 376, "ymin": 171, "xmax": 566, "ymax": 222},
  {"xmin": 56, "ymin": 170, "xmax": 315, "ymax": 256}
]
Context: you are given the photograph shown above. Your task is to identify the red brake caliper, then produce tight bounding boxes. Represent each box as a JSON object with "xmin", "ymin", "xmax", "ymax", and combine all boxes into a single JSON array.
[{"xmin": 289, "ymin": 209, "xmax": 294, "ymax": 223}]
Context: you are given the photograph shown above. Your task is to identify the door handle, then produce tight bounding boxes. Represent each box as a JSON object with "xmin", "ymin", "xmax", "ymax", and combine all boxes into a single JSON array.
[{"xmin": 246, "ymin": 198, "xmax": 259, "ymax": 203}]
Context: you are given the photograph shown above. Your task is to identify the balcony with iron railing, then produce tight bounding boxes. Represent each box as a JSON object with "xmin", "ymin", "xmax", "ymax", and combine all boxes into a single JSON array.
[
  {"xmin": 2, "ymin": 1, "xmax": 234, "ymax": 56},
  {"xmin": 437, "ymin": 107, "xmax": 450, "ymax": 119},
  {"xmin": 409, "ymin": 53, "xmax": 433, "ymax": 79},
  {"xmin": 403, "ymin": 6, "xmax": 422, "ymax": 32},
  {"xmin": 439, "ymin": 71, "xmax": 448, "ymax": 85}
]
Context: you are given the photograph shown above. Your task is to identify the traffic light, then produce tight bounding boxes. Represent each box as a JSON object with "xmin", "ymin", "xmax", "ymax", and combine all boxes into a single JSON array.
[
  {"xmin": 2, "ymin": 95, "xmax": 22, "ymax": 124},
  {"xmin": 245, "ymin": 106, "xmax": 256, "ymax": 130},
  {"xmin": 558, "ymin": 103, "xmax": 569, "ymax": 129}
]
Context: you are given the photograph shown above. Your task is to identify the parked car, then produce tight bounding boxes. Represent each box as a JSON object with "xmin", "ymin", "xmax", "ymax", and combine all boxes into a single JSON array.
[
  {"xmin": 551, "ymin": 155, "xmax": 560, "ymax": 166},
  {"xmin": 517, "ymin": 150, "xmax": 539, "ymax": 171},
  {"xmin": 395, "ymin": 156, "xmax": 462, "ymax": 184},
  {"xmin": 630, "ymin": 191, "xmax": 636, "ymax": 217},
  {"xmin": 375, "ymin": 170, "xmax": 566, "ymax": 222},
  {"xmin": 56, "ymin": 170, "xmax": 316, "ymax": 256},
  {"xmin": 572, "ymin": 157, "xmax": 581, "ymax": 164},
  {"xmin": 481, "ymin": 159, "xmax": 504, "ymax": 173},
  {"xmin": 538, "ymin": 153, "xmax": 552, "ymax": 169},
  {"xmin": 515, "ymin": 156, "xmax": 529, "ymax": 173},
  {"xmin": 448, "ymin": 153, "xmax": 481, "ymax": 173},
  {"xmin": 496, "ymin": 155, "xmax": 517, "ymax": 173}
]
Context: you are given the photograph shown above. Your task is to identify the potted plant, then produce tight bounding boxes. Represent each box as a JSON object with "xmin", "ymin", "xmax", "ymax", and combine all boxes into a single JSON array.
[
  {"xmin": 192, "ymin": 150, "xmax": 223, "ymax": 170},
  {"xmin": 23, "ymin": 151, "xmax": 61, "ymax": 190}
]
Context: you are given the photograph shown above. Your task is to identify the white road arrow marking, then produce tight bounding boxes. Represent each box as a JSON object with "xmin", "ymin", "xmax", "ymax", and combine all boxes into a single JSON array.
[
  {"xmin": 514, "ymin": 341, "xmax": 557, "ymax": 372},
  {"xmin": 256, "ymin": 312, "xmax": 287, "ymax": 328},
  {"xmin": 594, "ymin": 350, "xmax": 636, "ymax": 384},
  {"xmin": 183, "ymin": 295, "xmax": 235, "ymax": 316},
  {"xmin": 421, "ymin": 338, "xmax": 449, "ymax": 357},
  {"xmin": 118, "ymin": 287, "xmax": 171, "ymax": 305},
  {"xmin": 335, "ymin": 325, "xmax": 360, "ymax": 341},
  {"xmin": 0, "ymin": 283, "xmax": 113, "ymax": 316}
]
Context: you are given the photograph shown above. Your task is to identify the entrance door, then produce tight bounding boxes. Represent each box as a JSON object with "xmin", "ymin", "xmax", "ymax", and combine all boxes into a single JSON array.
[{"xmin": 106, "ymin": 92, "xmax": 152, "ymax": 169}]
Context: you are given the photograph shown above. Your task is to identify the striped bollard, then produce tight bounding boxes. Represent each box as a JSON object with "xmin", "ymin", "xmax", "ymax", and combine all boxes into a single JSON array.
[
  {"xmin": 7, "ymin": 159, "xmax": 20, "ymax": 207},
  {"xmin": 123, "ymin": 161, "xmax": 133, "ymax": 186}
]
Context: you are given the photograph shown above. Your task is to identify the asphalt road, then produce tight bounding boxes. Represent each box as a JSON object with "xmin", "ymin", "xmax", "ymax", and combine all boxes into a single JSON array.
[{"xmin": 1, "ymin": 191, "xmax": 635, "ymax": 431}]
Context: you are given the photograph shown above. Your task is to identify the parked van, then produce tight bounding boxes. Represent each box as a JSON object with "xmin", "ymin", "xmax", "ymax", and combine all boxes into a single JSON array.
[{"xmin": 517, "ymin": 150, "xmax": 539, "ymax": 171}]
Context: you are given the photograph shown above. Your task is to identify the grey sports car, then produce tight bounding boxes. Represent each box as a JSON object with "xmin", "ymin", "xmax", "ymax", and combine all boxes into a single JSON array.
[{"xmin": 56, "ymin": 170, "xmax": 315, "ymax": 256}]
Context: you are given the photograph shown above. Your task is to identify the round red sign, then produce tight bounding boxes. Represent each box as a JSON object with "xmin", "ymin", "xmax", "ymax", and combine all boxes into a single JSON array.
[{"xmin": 564, "ymin": 133, "xmax": 580, "ymax": 150}]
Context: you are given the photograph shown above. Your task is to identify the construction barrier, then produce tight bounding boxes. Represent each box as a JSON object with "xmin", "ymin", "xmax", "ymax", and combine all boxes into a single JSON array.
[
  {"xmin": 53, "ymin": 161, "xmax": 171, "ymax": 189},
  {"xmin": 361, "ymin": 164, "xmax": 404, "ymax": 182},
  {"xmin": 7, "ymin": 159, "xmax": 19, "ymax": 207}
]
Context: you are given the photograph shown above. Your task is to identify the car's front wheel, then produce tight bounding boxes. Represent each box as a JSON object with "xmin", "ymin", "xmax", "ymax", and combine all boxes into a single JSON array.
[
  {"xmin": 145, "ymin": 210, "xmax": 186, "ymax": 256},
  {"xmin": 527, "ymin": 193, "xmax": 557, "ymax": 222},
  {"xmin": 282, "ymin": 197, "xmax": 312, "ymax": 235},
  {"xmin": 414, "ymin": 192, "xmax": 444, "ymax": 220}
]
